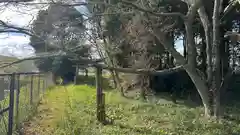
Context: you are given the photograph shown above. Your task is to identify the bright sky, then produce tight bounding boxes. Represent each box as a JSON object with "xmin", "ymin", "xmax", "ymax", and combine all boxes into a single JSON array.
[
  {"xmin": 0, "ymin": 0, "xmax": 183, "ymax": 59},
  {"xmin": 0, "ymin": 0, "xmax": 89, "ymax": 58},
  {"xmin": 0, "ymin": 2, "xmax": 42, "ymax": 58}
]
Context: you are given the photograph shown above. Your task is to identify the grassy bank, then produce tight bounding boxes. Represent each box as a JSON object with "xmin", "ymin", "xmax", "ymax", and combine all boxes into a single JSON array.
[{"xmin": 22, "ymin": 85, "xmax": 240, "ymax": 135}]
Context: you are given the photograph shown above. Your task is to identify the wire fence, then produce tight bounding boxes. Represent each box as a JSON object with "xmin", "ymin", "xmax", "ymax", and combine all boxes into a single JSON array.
[{"xmin": 0, "ymin": 72, "xmax": 51, "ymax": 135}]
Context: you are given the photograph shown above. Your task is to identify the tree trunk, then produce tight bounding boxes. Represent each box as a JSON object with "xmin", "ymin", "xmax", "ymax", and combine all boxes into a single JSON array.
[
  {"xmin": 198, "ymin": 6, "xmax": 213, "ymax": 85},
  {"xmin": 139, "ymin": 75, "xmax": 148, "ymax": 100},
  {"xmin": 184, "ymin": 66, "xmax": 211, "ymax": 117},
  {"xmin": 198, "ymin": 6, "xmax": 215, "ymax": 116},
  {"xmin": 212, "ymin": 0, "xmax": 222, "ymax": 118},
  {"xmin": 169, "ymin": 33, "xmax": 175, "ymax": 68},
  {"xmin": 154, "ymin": 31, "xmax": 212, "ymax": 116},
  {"xmin": 114, "ymin": 71, "xmax": 124, "ymax": 96},
  {"xmin": 109, "ymin": 70, "xmax": 117, "ymax": 88},
  {"xmin": 185, "ymin": 22, "xmax": 197, "ymax": 68},
  {"xmin": 165, "ymin": 52, "xmax": 170, "ymax": 68},
  {"xmin": 151, "ymin": 2, "xmax": 212, "ymax": 116}
]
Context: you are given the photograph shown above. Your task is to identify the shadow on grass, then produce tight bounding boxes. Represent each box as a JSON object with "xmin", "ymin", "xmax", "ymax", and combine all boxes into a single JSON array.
[
  {"xmin": 222, "ymin": 101, "xmax": 240, "ymax": 126},
  {"xmin": 125, "ymin": 90, "xmax": 203, "ymax": 108}
]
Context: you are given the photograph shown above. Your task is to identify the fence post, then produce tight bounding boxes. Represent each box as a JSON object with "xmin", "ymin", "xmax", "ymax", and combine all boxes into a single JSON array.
[
  {"xmin": 45, "ymin": 75, "xmax": 47, "ymax": 90},
  {"xmin": 7, "ymin": 73, "xmax": 15, "ymax": 135},
  {"xmin": 42, "ymin": 77, "xmax": 45, "ymax": 94},
  {"xmin": 15, "ymin": 74, "xmax": 20, "ymax": 131},
  {"xmin": 37, "ymin": 74, "xmax": 41, "ymax": 97},
  {"xmin": 95, "ymin": 66, "xmax": 106, "ymax": 123},
  {"xmin": 74, "ymin": 65, "xmax": 79, "ymax": 85},
  {"xmin": 30, "ymin": 75, "xmax": 33, "ymax": 105}
]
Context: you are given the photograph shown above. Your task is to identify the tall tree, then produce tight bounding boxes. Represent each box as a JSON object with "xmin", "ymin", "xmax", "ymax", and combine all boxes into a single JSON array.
[{"xmin": 30, "ymin": 2, "xmax": 90, "ymax": 83}]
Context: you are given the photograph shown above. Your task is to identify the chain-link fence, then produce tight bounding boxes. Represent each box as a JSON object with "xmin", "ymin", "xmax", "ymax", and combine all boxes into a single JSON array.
[{"xmin": 0, "ymin": 72, "xmax": 51, "ymax": 135}]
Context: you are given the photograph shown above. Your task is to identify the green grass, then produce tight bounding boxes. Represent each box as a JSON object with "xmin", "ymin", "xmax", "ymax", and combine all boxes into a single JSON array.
[
  {"xmin": 0, "ymin": 76, "xmax": 45, "ymax": 135},
  {"xmin": 22, "ymin": 84, "xmax": 240, "ymax": 135}
]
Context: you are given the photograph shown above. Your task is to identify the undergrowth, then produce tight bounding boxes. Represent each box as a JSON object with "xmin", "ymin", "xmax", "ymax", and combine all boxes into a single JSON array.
[{"xmin": 23, "ymin": 85, "xmax": 240, "ymax": 135}]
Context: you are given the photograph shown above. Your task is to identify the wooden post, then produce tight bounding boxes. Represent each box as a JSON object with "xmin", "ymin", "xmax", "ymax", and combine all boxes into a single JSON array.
[
  {"xmin": 96, "ymin": 66, "xmax": 106, "ymax": 123},
  {"xmin": 30, "ymin": 75, "xmax": 33, "ymax": 105},
  {"xmin": 37, "ymin": 74, "xmax": 41, "ymax": 96},
  {"xmin": 74, "ymin": 65, "xmax": 79, "ymax": 85},
  {"xmin": 101, "ymin": 93, "xmax": 106, "ymax": 122}
]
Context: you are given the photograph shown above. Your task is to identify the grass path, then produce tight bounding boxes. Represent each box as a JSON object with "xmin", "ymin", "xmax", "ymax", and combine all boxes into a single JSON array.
[
  {"xmin": 22, "ymin": 85, "xmax": 240, "ymax": 135},
  {"xmin": 23, "ymin": 86, "xmax": 67, "ymax": 134}
]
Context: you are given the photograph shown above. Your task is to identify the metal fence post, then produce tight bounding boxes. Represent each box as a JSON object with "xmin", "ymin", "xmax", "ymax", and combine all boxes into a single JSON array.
[
  {"xmin": 15, "ymin": 74, "xmax": 20, "ymax": 131},
  {"xmin": 7, "ymin": 73, "xmax": 15, "ymax": 135},
  {"xmin": 30, "ymin": 75, "xmax": 33, "ymax": 105}
]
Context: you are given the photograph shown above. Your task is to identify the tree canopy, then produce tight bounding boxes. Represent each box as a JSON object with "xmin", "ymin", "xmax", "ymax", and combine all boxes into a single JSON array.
[{"xmin": 30, "ymin": 2, "xmax": 90, "ymax": 80}]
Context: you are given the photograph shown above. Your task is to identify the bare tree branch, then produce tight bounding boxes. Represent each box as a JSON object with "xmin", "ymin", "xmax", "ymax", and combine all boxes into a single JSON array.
[
  {"xmin": 0, "ymin": 30, "xmax": 34, "ymax": 36},
  {"xmin": 0, "ymin": 0, "xmax": 33, "ymax": 2},
  {"xmin": 0, "ymin": 51, "xmax": 66, "ymax": 69},
  {"xmin": 119, "ymin": 0, "xmax": 186, "ymax": 19},
  {"xmin": 16, "ymin": 1, "xmax": 108, "ymax": 6},
  {"xmin": 95, "ymin": 64, "xmax": 184, "ymax": 76},
  {"xmin": 186, "ymin": 0, "xmax": 202, "ymax": 21}
]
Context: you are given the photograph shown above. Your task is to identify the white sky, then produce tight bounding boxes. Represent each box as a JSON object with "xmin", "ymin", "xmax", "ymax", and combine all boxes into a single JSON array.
[
  {"xmin": 0, "ymin": 0, "xmax": 183, "ymax": 59},
  {"xmin": 0, "ymin": 3, "xmax": 42, "ymax": 58},
  {"xmin": 0, "ymin": 0, "xmax": 86, "ymax": 58}
]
